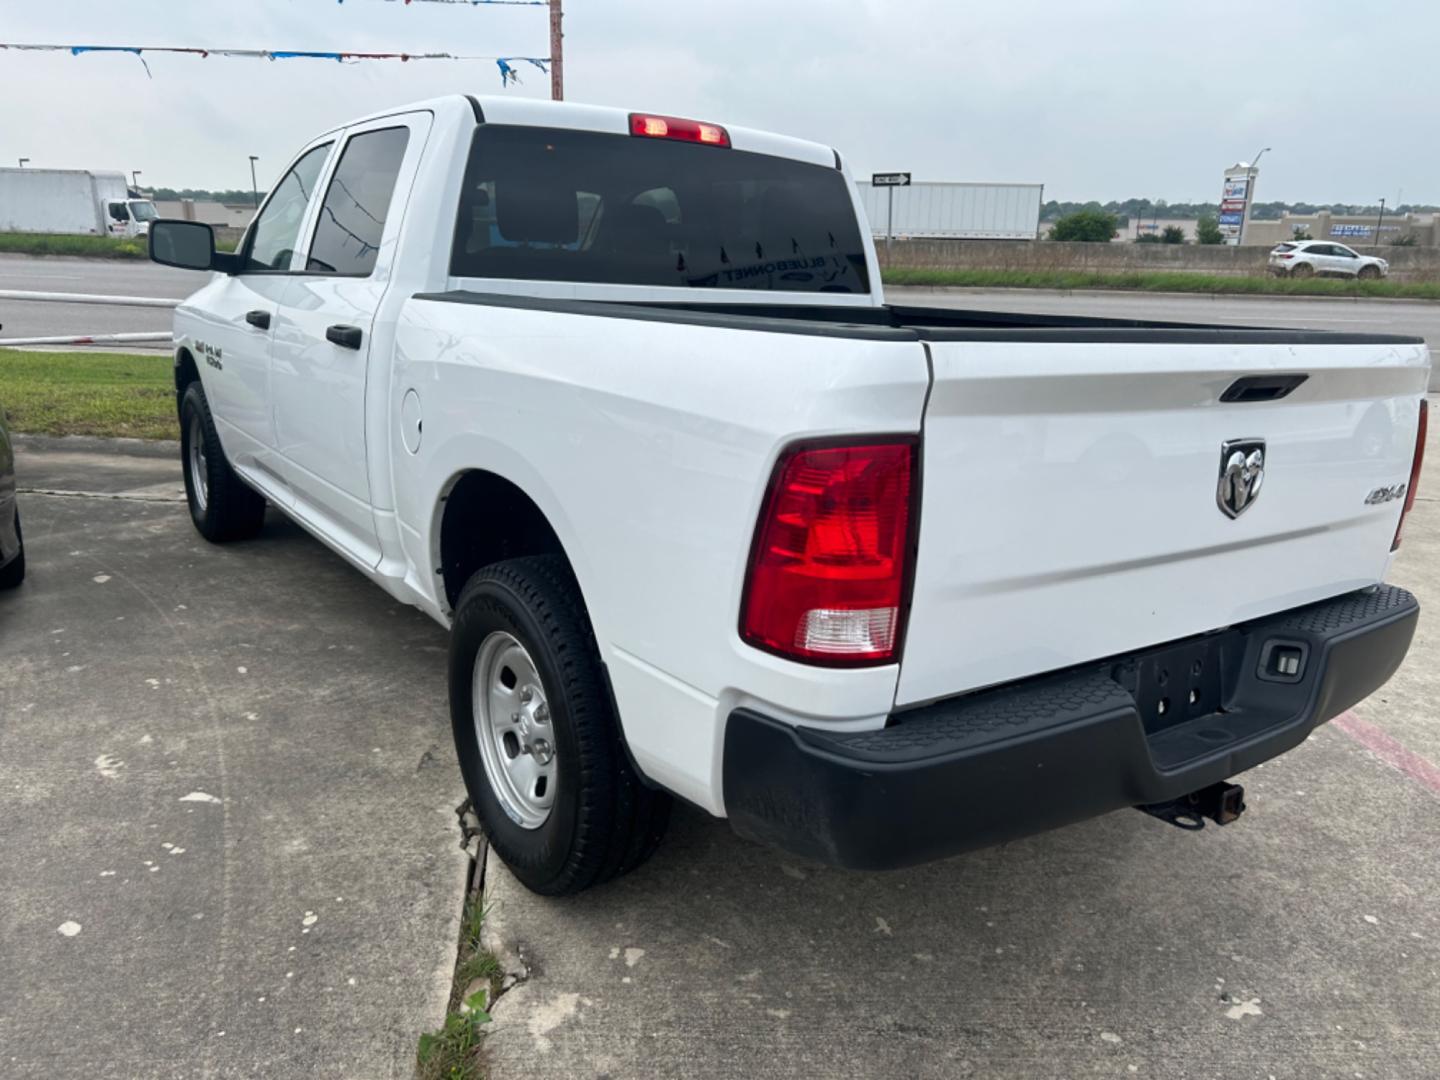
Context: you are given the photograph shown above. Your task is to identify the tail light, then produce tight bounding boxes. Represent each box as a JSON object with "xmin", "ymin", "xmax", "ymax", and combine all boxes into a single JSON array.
[
  {"xmin": 1393, "ymin": 399, "xmax": 1428, "ymax": 551},
  {"xmin": 740, "ymin": 439, "xmax": 918, "ymax": 666},
  {"xmin": 629, "ymin": 112, "xmax": 730, "ymax": 148}
]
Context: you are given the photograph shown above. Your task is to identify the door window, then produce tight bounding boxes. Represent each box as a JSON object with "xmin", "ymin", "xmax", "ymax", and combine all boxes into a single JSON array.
[
  {"xmin": 306, "ymin": 127, "xmax": 411, "ymax": 276},
  {"xmin": 244, "ymin": 143, "xmax": 332, "ymax": 272},
  {"xmin": 108, "ymin": 202, "xmax": 130, "ymax": 222}
]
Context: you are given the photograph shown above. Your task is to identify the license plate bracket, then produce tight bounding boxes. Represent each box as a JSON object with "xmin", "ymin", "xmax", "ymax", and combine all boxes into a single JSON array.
[{"xmin": 1113, "ymin": 633, "xmax": 1238, "ymax": 735}]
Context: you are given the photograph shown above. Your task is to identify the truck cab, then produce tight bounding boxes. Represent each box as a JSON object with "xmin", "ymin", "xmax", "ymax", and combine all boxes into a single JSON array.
[{"xmin": 105, "ymin": 197, "xmax": 158, "ymax": 237}]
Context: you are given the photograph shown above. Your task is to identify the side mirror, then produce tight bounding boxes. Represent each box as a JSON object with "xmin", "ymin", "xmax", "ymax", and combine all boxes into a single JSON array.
[{"xmin": 148, "ymin": 220, "xmax": 239, "ymax": 273}]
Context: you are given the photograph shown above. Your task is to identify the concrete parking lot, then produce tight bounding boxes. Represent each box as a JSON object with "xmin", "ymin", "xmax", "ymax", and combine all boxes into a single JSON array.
[
  {"xmin": 2, "ymin": 414, "xmax": 1435, "ymax": 1079},
  {"xmin": 0, "ymin": 437, "xmax": 468, "ymax": 1079}
]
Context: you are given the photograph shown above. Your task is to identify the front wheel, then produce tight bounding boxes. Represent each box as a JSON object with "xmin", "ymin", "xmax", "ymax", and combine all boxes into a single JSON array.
[
  {"xmin": 0, "ymin": 510, "xmax": 24, "ymax": 590},
  {"xmin": 1358, "ymin": 264, "xmax": 1382, "ymax": 280},
  {"xmin": 449, "ymin": 555, "xmax": 671, "ymax": 896},
  {"xmin": 179, "ymin": 382, "xmax": 266, "ymax": 542}
]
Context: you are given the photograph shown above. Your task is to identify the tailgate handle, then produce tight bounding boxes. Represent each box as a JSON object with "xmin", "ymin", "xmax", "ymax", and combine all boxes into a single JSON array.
[{"xmin": 1220, "ymin": 373, "xmax": 1308, "ymax": 403}]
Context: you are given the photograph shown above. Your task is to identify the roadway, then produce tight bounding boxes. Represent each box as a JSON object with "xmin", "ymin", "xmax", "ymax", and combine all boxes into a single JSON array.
[
  {"xmin": 0, "ymin": 254, "xmax": 204, "ymax": 351},
  {"xmin": 1, "ymin": 257, "xmax": 1436, "ymax": 386},
  {"xmin": 896, "ymin": 286, "xmax": 1440, "ymax": 392}
]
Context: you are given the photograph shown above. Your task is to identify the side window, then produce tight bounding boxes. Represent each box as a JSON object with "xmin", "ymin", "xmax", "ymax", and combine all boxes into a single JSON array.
[
  {"xmin": 306, "ymin": 127, "xmax": 411, "ymax": 276},
  {"xmin": 108, "ymin": 202, "xmax": 130, "ymax": 222},
  {"xmin": 245, "ymin": 143, "xmax": 332, "ymax": 272}
]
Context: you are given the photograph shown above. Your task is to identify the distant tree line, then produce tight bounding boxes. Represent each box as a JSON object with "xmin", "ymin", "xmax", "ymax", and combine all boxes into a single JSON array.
[
  {"xmin": 148, "ymin": 188, "xmax": 268, "ymax": 205},
  {"xmin": 1047, "ymin": 207, "xmax": 1227, "ymax": 244}
]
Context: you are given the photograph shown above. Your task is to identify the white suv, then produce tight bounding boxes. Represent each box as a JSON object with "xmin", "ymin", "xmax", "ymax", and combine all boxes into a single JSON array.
[{"xmin": 1269, "ymin": 240, "xmax": 1388, "ymax": 279}]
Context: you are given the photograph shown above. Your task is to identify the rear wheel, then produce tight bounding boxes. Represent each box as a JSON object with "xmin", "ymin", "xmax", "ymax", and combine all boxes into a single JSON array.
[
  {"xmin": 179, "ymin": 382, "xmax": 267, "ymax": 542},
  {"xmin": 1358, "ymin": 264, "xmax": 1381, "ymax": 280},
  {"xmin": 449, "ymin": 555, "xmax": 671, "ymax": 896},
  {"xmin": 1291, "ymin": 262, "xmax": 1315, "ymax": 278},
  {"xmin": 0, "ymin": 511, "xmax": 25, "ymax": 590}
]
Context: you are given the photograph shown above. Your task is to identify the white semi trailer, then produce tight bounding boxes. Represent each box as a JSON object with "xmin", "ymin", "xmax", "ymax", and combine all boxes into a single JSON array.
[
  {"xmin": 856, "ymin": 180, "xmax": 1043, "ymax": 240},
  {"xmin": 0, "ymin": 168, "xmax": 157, "ymax": 238}
]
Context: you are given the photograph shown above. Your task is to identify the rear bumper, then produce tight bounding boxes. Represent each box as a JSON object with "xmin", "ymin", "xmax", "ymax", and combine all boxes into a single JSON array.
[{"xmin": 723, "ymin": 585, "xmax": 1419, "ymax": 870}]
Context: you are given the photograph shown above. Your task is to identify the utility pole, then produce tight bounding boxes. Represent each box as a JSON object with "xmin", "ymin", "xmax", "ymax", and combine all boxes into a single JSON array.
[
  {"xmin": 548, "ymin": 0, "xmax": 564, "ymax": 101},
  {"xmin": 132, "ymin": 170, "xmax": 142, "ymax": 191},
  {"xmin": 1375, "ymin": 198, "xmax": 1386, "ymax": 250},
  {"xmin": 17, "ymin": 157, "xmax": 28, "ymax": 167},
  {"xmin": 248, "ymin": 155, "xmax": 260, "ymax": 209}
]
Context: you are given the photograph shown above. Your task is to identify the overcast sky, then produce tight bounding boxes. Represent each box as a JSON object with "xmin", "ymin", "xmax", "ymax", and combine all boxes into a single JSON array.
[{"xmin": 1, "ymin": 0, "xmax": 1434, "ymax": 205}]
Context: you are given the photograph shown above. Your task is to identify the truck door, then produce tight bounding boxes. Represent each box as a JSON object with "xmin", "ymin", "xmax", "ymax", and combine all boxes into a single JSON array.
[
  {"xmin": 198, "ymin": 140, "xmax": 334, "ymax": 470},
  {"xmin": 269, "ymin": 112, "xmax": 432, "ymax": 566},
  {"xmin": 105, "ymin": 201, "xmax": 130, "ymax": 237}
]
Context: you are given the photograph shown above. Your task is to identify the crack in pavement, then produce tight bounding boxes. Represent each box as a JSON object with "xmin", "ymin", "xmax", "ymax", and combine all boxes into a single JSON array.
[{"xmin": 19, "ymin": 486, "xmax": 186, "ymax": 504}]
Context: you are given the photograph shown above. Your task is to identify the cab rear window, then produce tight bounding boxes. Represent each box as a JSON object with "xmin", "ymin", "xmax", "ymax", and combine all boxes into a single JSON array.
[{"xmin": 449, "ymin": 125, "xmax": 870, "ymax": 294}]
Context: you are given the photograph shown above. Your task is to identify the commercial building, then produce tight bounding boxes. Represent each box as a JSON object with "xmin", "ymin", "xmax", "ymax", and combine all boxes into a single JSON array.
[{"xmin": 1242, "ymin": 211, "xmax": 1437, "ymax": 248}]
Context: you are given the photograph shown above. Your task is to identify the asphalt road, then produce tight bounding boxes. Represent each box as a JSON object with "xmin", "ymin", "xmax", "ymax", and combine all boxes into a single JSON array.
[
  {"xmin": 0, "ymin": 438, "xmax": 468, "ymax": 1079},
  {"xmin": 0, "ymin": 254, "xmax": 204, "ymax": 351},
  {"xmin": 889, "ymin": 286, "xmax": 1440, "ymax": 391},
  {"xmin": 2, "ymin": 256, "xmax": 1439, "ymax": 377}
]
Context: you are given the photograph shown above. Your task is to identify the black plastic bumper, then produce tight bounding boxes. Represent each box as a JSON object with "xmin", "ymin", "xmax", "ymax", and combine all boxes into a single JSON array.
[{"xmin": 723, "ymin": 585, "xmax": 1419, "ymax": 870}]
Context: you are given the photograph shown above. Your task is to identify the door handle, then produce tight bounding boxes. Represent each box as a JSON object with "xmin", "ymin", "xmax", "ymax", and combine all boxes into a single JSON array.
[
  {"xmin": 244, "ymin": 309, "xmax": 271, "ymax": 330},
  {"xmin": 326, "ymin": 324, "xmax": 363, "ymax": 350}
]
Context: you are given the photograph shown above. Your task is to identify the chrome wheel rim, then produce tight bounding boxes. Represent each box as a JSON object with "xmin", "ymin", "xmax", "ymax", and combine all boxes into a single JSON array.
[
  {"xmin": 472, "ymin": 631, "xmax": 556, "ymax": 830},
  {"xmin": 188, "ymin": 413, "xmax": 209, "ymax": 512}
]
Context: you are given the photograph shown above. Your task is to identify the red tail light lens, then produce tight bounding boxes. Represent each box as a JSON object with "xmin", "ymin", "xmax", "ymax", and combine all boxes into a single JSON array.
[
  {"xmin": 628, "ymin": 112, "xmax": 730, "ymax": 148},
  {"xmin": 1393, "ymin": 399, "xmax": 1428, "ymax": 551},
  {"xmin": 741, "ymin": 439, "xmax": 918, "ymax": 666}
]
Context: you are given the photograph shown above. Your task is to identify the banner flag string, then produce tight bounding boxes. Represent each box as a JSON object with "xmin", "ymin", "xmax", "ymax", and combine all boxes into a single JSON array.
[{"xmin": 0, "ymin": 42, "xmax": 549, "ymax": 83}]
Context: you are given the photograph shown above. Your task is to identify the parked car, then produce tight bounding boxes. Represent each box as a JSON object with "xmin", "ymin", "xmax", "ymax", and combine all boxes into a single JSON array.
[
  {"xmin": 149, "ymin": 95, "xmax": 1430, "ymax": 895},
  {"xmin": 0, "ymin": 407, "xmax": 24, "ymax": 589},
  {"xmin": 1269, "ymin": 240, "xmax": 1388, "ymax": 279}
]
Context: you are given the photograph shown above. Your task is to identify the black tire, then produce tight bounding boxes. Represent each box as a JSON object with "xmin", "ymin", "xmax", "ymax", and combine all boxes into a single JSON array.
[
  {"xmin": 1358, "ymin": 264, "xmax": 1381, "ymax": 280},
  {"xmin": 1291, "ymin": 262, "xmax": 1315, "ymax": 278},
  {"xmin": 0, "ymin": 511, "xmax": 24, "ymax": 590},
  {"xmin": 449, "ymin": 555, "xmax": 671, "ymax": 896},
  {"xmin": 179, "ymin": 382, "xmax": 266, "ymax": 542}
]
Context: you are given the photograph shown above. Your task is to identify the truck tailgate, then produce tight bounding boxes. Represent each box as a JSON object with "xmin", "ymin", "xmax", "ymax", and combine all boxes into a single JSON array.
[{"xmin": 897, "ymin": 334, "xmax": 1430, "ymax": 707}]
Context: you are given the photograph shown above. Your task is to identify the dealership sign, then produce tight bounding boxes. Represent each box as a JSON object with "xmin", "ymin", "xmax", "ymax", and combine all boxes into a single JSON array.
[{"xmin": 1218, "ymin": 168, "xmax": 1257, "ymax": 244}]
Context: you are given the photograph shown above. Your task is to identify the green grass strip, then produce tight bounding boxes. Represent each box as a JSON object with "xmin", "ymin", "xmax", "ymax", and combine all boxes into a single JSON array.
[{"xmin": 0, "ymin": 348, "xmax": 177, "ymax": 440}]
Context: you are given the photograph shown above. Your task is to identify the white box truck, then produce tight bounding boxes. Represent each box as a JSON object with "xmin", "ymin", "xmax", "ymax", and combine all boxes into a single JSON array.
[
  {"xmin": 856, "ymin": 179, "xmax": 1043, "ymax": 240},
  {"xmin": 0, "ymin": 168, "xmax": 157, "ymax": 238}
]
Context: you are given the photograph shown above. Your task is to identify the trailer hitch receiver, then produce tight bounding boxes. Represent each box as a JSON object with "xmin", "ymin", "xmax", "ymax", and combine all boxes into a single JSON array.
[{"xmin": 1139, "ymin": 782, "xmax": 1246, "ymax": 831}]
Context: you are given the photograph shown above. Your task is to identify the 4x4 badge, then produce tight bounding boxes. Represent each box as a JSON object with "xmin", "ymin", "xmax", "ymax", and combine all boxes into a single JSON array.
[{"xmin": 1217, "ymin": 439, "xmax": 1265, "ymax": 519}]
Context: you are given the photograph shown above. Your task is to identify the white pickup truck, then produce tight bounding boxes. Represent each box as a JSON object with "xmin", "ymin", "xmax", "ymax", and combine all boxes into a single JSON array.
[{"xmin": 150, "ymin": 95, "xmax": 1429, "ymax": 895}]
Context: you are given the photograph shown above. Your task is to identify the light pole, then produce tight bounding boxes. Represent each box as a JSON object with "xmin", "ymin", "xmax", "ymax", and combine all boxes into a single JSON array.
[
  {"xmin": 131, "ymin": 170, "xmax": 142, "ymax": 192},
  {"xmin": 1235, "ymin": 146, "xmax": 1270, "ymax": 246},
  {"xmin": 17, "ymin": 157, "xmax": 28, "ymax": 168},
  {"xmin": 1375, "ymin": 198, "xmax": 1386, "ymax": 250},
  {"xmin": 248, "ymin": 155, "xmax": 260, "ymax": 209}
]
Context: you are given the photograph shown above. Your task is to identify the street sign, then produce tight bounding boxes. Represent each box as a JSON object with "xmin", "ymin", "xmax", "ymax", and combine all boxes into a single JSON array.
[{"xmin": 872, "ymin": 172, "xmax": 911, "ymax": 187}]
